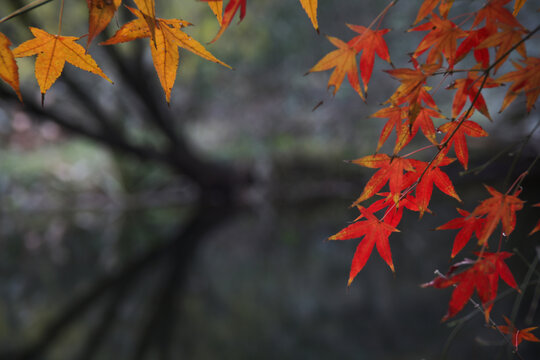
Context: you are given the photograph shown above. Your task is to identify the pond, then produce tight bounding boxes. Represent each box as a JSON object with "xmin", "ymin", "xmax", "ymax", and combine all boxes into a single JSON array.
[{"xmin": 1, "ymin": 180, "xmax": 538, "ymax": 359}]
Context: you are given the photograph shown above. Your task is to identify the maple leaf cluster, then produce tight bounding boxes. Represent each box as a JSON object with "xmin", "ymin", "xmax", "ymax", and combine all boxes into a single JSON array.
[
  {"xmin": 0, "ymin": 0, "xmax": 321, "ymax": 105},
  {"xmin": 0, "ymin": 0, "xmax": 539, "ymax": 353},
  {"xmin": 323, "ymin": 0, "xmax": 540, "ymax": 341}
]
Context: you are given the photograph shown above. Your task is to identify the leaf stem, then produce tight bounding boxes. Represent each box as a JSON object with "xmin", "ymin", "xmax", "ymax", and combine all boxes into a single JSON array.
[
  {"xmin": 402, "ymin": 144, "xmax": 437, "ymax": 158},
  {"xmin": 504, "ymin": 119, "xmax": 540, "ymax": 187},
  {"xmin": 0, "ymin": 0, "xmax": 54, "ymax": 24},
  {"xmin": 57, "ymin": 0, "xmax": 64, "ymax": 35},
  {"xmin": 510, "ymin": 256, "xmax": 539, "ymax": 325},
  {"xmin": 434, "ymin": 270, "xmax": 525, "ymax": 359},
  {"xmin": 349, "ymin": 0, "xmax": 398, "ymax": 48}
]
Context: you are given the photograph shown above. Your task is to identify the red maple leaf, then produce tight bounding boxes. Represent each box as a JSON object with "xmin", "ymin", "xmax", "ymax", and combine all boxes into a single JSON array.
[
  {"xmin": 472, "ymin": 185, "xmax": 524, "ymax": 245},
  {"xmin": 437, "ymin": 208, "xmax": 487, "ymax": 258},
  {"xmin": 393, "ymin": 105, "xmax": 441, "ymax": 154},
  {"xmin": 477, "ymin": 25, "xmax": 528, "ymax": 73},
  {"xmin": 347, "ymin": 24, "xmax": 392, "ymax": 94},
  {"xmin": 413, "ymin": 0, "xmax": 454, "ymax": 25},
  {"xmin": 498, "ymin": 315, "xmax": 540, "ymax": 350},
  {"xmin": 497, "ymin": 57, "xmax": 540, "ymax": 113},
  {"xmin": 472, "ymin": 0, "xmax": 523, "ymax": 30},
  {"xmin": 422, "ymin": 251, "xmax": 519, "ymax": 321},
  {"xmin": 447, "ymin": 69, "xmax": 499, "ymax": 120},
  {"xmin": 438, "ymin": 119, "xmax": 488, "ymax": 169},
  {"xmin": 371, "ymin": 105, "xmax": 406, "ymax": 152},
  {"xmin": 203, "ymin": 0, "xmax": 246, "ymax": 43},
  {"xmin": 385, "ymin": 63, "xmax": 439, "ymax": 106},
  {"xmin": 409, "ymin": 157, "xmax": 461, "ymax": 217},
  {"xmin": 349, "ymin": 154, "xmax": 416, "ymax": 205},
  {"xmin": 455, "ymin": 26, "xmax": 494, "ymax": 68},
  {"xmin": 409, "ymin": 13, "xmax": 466, "ymax": 68},
  {"xmin": 329, "ymin": 205, "xmax": 400, "ymax": 285}
]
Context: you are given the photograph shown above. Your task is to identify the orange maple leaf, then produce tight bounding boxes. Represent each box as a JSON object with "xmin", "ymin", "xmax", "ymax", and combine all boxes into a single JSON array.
[
  {"xmin": 472, "ymin": 0, "xmax": 523, "ymax": 30},
  {"xmin": 498, "ymin": 315, "xmax": 540, "ymax": 350},
  {"xmin": 86, "ymin": 0, "xmax": 122, "ymax": 48},
  {"xmin": 438, "ymin": 119, "xmax": 488, "ymax": 169},
  {"xmin": 329, "ymin": 205, "xmax": 400, "ymax": 284},
  {"xmin": 513, "ymin": 0, "xmax": 527, "ymax": 16},
  {"xmin": 409, "ymin": 13, "xmax": 466, "ymax": 68},
  {"xmin": 472, "ymin": 185, "xmax": 524, "ymax": 245},
  {"xmin": 385, "ymin": 63, "xmax": 439, "ymax": 106},
  {"xmin": 447, "ymin": 69, "xmax": 499, "ymax": 120},
  {"xmin": 350, "ymin": 154, "xmax": 416, "ymax": 205},
  {"xmin": 13, "ymin": 27, "xmax": 111, "ymax": 102},
  {"xmin": 413, "ymin": 0, "xmax": 454, "ymax": 25},
  {"xmin": 299, "ymin": 0, "xmax": 318, "ymax": 31},
  {"xmin": 422, "ymin": 251, "xmax": 518, "ymax": 322},
  {"xmin": 477, "ymin": 25, "xmax": 528, "ymax": 73},
  {"xmin": 437, "ymin": 208, "xmax": 487, "ymax": 258},
  {"xmin": 308, "ymin": 36, "xmax": 364, "ymax": 99},
  {"xmin": 497, "ymin": 57, "xmax": 540, "ymax": 112},
  {"xmin": 528, "ymin": 203, "xmax": 540, "ymax": 236},
  {"xmin": 101, "ymin": 6, "xmax": 230, "ymax": 103},
  {"xmin": 394, "ymin": 105, "xmax": 441, "ymax": 155},
  {"xmin": 347, "ymin": 24, "xmax": 391, "ymax": 93},
  {"xmin": 0, "ymin": 32, "xmax": 21, "ymax": 101}
]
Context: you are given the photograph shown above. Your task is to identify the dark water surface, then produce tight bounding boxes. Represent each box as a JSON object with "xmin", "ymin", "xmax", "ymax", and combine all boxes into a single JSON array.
[{"xmin": 1, "ymin": 193, "xmax": 538, "ymax": 360}]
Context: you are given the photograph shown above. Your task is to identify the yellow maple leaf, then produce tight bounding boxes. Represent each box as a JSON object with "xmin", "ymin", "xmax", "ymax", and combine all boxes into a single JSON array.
[
  {"xmin": 101, "ymin": 6, "xmax": 230, "ymax": 103},
  {"xmin": 0, "ymin": 32, "xmax": 21, "ymax": 101},
  {"xmin": 13, "ymin": 27, "xmax": 111, "ymax": 102},
  {"xmin": 133, "ymin": 0, "xmax": 157, "ymax": 43},
  {"xmin": 207, "ymin": 0, "xmax": 223, "ymax": 24},
  {"xmin": 299, "ymin": 0, "xmax": 318, "ymax": 32},
  {"xmin": 86, "ymin": 0, "xmax": 122, "ymax": 48}
]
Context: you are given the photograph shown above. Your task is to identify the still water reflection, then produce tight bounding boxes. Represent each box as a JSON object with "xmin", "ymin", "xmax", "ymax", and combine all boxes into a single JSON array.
[{"xmin": 0, "ymin": 199, "xmax": 537, "ymax": 359}]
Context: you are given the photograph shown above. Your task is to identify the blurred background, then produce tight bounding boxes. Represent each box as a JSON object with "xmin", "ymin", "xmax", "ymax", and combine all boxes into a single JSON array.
[{"xmin": 0, "ymin": 0, "xmax": 539, "ymax": 359}]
